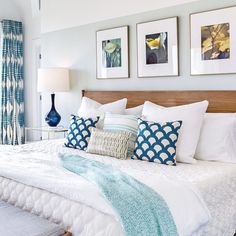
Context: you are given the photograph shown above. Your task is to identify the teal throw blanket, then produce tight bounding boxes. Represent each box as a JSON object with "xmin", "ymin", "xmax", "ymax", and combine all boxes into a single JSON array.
[{"xmin": 59, "ymin": 153, "xmax": 178, "ymax": 236}]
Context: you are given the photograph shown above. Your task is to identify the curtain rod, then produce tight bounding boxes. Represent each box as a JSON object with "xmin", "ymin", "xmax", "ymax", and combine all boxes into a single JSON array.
[{"xmin": 0, "ymin": 19, "xmax": 23, "ymax": 23}]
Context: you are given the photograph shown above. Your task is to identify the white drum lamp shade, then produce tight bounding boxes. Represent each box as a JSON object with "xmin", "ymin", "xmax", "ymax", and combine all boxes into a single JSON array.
[{"xmin": 37, "ymin": 68, "xmax": 70, "ymax": 93}]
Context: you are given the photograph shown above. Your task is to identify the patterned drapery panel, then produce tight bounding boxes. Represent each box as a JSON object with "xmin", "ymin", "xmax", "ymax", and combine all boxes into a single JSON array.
[{"xmin": 0, "ymin": 20, "xmax": 24, "ymax": 145}]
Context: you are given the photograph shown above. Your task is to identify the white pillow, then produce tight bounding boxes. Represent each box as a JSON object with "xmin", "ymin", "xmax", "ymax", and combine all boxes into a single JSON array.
[
  {"xmin": 78, "ymin": 97, "xmax": 127, "ymax": 118},
  {"xmin": 195, "ymin": 113, "xmax": 236, "ymax": 163},
  {"xmin": 142, "ymin": 100, "xmax": 209, "ymax": 163},
  {"xmin": 125, "ymin": 105, "xmax": 143, "ymax": 116}
]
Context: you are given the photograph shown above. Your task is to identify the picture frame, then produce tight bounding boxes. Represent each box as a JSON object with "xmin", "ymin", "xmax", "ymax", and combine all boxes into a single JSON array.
[
  {"xmin": 96, "ymin": 26, "xmax": 129, "ymax": 79},
  {"xmin": 137, "ymin": 17, "xmax": 179, "ymax": 78},
  {"xmin": 190, "ymin": 6, "xmax": 236, "ymax": 75}
]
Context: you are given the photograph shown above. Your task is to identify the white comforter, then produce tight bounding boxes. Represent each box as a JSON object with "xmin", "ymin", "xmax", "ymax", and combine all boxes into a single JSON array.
[{"xmin": 0, "ymin": 140, "xmax": 223, "ymax": 236}]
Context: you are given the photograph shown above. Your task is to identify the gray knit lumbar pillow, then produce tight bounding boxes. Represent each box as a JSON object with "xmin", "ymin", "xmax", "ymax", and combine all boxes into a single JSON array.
[{"xmin": 86, "ymin": 128, "xmax": 131, "ymax": 159}]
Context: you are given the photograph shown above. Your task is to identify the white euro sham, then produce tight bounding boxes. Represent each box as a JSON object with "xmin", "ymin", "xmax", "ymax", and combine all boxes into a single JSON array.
[
  {"xmin": 142, "ymin": 100, "xmax": 209, "ymax": 164},
  {"xmin": 124, "ymin": 105, "xmax": 143, "ymax": 116},
  {"xmin": 196, "ymin": 113, "xmax": 236, "ymax": 163},
  {"xmin": 78, "ymin": 97, "xmax": 127, "ymax": 118}
]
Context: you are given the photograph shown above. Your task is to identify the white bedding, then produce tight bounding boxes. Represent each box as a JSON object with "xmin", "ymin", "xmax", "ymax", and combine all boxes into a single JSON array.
[{"xmin": 0, "ymin": 139, "xmax": 235, "ymax": 236}]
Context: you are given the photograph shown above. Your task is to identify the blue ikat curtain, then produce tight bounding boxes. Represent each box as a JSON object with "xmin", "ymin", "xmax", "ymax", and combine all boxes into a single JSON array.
[{"xmin": 0, "ymin": 20, "xmax": 24, "ymax": 145}]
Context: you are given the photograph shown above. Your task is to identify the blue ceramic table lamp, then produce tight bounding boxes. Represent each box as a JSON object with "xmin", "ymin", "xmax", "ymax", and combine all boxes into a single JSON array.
[{"xmin": 37, "ymin": 68, "xmax": 70, "ymax": 127}]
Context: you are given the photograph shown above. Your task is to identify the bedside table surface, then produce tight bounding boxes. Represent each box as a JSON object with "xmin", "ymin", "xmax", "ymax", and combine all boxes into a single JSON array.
[{"xmin": 25, "ymin": 126, "xmax": 68, "ymax": 133}]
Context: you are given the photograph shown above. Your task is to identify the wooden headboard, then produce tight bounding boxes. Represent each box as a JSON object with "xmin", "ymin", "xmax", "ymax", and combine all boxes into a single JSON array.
[{"xmin": 82, "ymin": 90, "xmax": 236, "ymax": 113}]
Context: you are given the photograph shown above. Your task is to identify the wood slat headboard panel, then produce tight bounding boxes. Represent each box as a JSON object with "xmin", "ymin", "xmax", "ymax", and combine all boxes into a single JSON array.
[{"xmin": 82, "ymin": 90, "xmax": 236, "ymax": 113}]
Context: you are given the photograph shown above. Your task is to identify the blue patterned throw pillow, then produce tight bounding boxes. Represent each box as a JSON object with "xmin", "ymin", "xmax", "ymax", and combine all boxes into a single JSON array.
[
  {"xmin": 65, "ymin": 115, "xmax": 99, "ymax": 150},
  {"xmin": 133, "ymin": 119, "xmax": 182, "ymax": 165}
]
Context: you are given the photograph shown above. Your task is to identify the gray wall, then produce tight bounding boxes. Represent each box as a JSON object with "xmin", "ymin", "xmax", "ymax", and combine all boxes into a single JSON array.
[
  {"xmin": 0, "ymin": 0, "xmax": 22, "ymax": 21},
  {"xmin": 41, "ymin": 0, "xmax": 236, "ymax": 127}
]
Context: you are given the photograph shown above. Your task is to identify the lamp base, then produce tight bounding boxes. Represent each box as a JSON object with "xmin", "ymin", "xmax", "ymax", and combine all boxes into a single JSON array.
[{"xmin": 45, "ymin": 94, "xmax": 61, "ymax": 127}]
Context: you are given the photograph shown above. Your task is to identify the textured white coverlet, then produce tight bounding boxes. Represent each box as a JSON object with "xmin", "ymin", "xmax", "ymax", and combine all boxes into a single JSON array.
[{"xmin": 0, "ymin": 140, "xmax": 235, "ymax": 236}]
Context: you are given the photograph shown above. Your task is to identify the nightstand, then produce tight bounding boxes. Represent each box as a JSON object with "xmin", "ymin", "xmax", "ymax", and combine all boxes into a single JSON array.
[{"xmin": 25, "ymin": 126, "xmax": 68, "ymax": 142}]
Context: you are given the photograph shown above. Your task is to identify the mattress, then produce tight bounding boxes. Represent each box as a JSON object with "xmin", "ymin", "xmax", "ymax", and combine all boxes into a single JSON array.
[{"xmin": 0, "ymin": 139, "xmax": 235, "ymax": 236}]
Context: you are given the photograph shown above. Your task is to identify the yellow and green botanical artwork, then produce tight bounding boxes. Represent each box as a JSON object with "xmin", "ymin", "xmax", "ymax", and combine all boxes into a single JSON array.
[
  {"xmin": 145, "ymin": 32, "xmax": 168, "ymax": 64},
  {"xmin": 201, "ymin": 23, "xmax": 230, "ymax": 60},
  {"xmin": 102, "ymin": 38, "xmax": 121, "ymax": 68}
]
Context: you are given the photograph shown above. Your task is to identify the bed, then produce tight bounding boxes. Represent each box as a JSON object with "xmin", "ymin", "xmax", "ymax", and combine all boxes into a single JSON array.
[{"xmin": 0, "ymin": 90, "xmax": 236, "ymax": 236}]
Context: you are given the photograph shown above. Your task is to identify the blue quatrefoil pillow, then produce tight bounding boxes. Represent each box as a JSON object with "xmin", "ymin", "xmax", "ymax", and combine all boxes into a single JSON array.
[
  {"xmin": 65, "ymin": 115, "xmax": 99, "ymax": 150},
  {"xmin": 133, "ymin": 119, "xmax": 182, "ymax": 166}
]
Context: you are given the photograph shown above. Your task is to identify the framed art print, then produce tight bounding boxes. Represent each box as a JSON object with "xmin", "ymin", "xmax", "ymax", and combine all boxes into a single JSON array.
[
  {"xmin": 137, "ymin": 17, "xmax": 179, "ymax": 77},
  {"xmin": 96, "ymin": 26, "xmax": 129, "ymax": 79},
  {"xmin": 191, "ymin": 6, "xmax": 236, "ymax": 75}
]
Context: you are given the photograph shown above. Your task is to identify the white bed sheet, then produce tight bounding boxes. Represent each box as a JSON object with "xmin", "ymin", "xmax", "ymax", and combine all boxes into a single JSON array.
[{"xmin": 0, "ymin": 139, "xmax": 235, "ymax": 236}]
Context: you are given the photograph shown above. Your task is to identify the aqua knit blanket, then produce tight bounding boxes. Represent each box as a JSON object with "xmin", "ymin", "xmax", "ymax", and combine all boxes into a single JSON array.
[{"xmin": 59, "ymin": 153, "xmax": 178, "ymax": 236}]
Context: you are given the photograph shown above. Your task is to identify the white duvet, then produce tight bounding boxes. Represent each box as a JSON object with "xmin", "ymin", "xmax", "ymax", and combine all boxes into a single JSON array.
[{"xmin": 0, "ymin": 140, "xmax": 218, "ymax": 236}]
